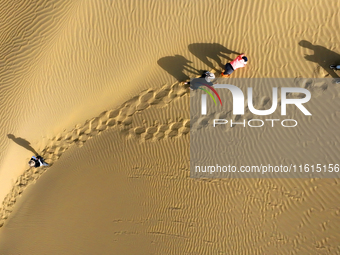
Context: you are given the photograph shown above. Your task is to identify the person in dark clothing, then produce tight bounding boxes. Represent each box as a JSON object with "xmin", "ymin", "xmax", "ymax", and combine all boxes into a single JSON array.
[
  {"xmin": 185, "ymin": 71, "xmax": 216, "ymax": 90},
  {"xmin": 28, "ymin": 156, "xmax": 49, "ymax": 168}
]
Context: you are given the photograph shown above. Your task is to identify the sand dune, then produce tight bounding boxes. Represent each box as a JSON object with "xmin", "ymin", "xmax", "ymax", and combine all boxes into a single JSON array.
[
  {"xmin": 0, "ymin": 81, "xmax": 190, "ymax": 226},
  {"xmin": 1, "ymin": 88, "xmax": 340, "ymax": 253},
  {"xmin": 1, "ymin": 0, "xmax": 340, "ymax": 254}
]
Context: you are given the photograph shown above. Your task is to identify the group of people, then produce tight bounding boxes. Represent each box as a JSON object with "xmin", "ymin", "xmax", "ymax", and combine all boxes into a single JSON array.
[
  {"xmin": 185, "ymin": 53, "xmax": 248, "ymax": 90},
  {"xmin": 26, "ymin": 54, "xmax": 248, "ymax": 168}
]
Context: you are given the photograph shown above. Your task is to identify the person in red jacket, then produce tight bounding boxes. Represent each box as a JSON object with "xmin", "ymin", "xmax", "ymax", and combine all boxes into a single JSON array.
[{"xmin": 221, "ymin": 54, "xmax": 248, "ymax": 77}]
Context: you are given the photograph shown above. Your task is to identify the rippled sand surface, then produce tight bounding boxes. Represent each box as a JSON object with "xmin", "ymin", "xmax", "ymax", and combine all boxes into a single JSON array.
[{"xmin": 1, "ymin": 0, "xmax": 340, "ymax": 254}]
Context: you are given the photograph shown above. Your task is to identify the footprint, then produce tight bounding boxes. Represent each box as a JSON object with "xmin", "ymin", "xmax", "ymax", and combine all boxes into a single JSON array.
[
  {"xmin": 158, "ymin": 124, "xmax": 168, "ymax": 132},
  {"xmin": 178, "ymin": 126, "xmax": 190, "ymax": 135},
  {"xmin": 153, "ymin": 132, "xmax": 165, "ymax": 140},
  {"xmin": 134, "ymin": 126, "xmax": 146, "ymax": 135},
  {"xmin": 139, "ymin": 89, "xmax": 154, "ymax": 102},
  {"xmin": 154, "ymin": 90, "xmax": 169, "ymax": 100},
  {"xmin": 141, "ymin": 132, "xmax": 153, "ymax": 141},
  {"xmin": 0, "ymin": 80, "xmax": 192, "ymax": 228},
  {"xmin": 233, "ymin": 114, "xmax": 241, "ymax": 122},
  {"xmin": 302, "ymin": 78, "xmax": 314, "ymax": 89},
  {"xmin": 169, "ymin": 122, "xmax": 182, "ymax": 130},
  {"xmin": 122, "ymin": 117, "xmax": 132, "ymax": 126},
  {"xmin": 146, "ymin": 126, "xmax": 158, "ymax": 134},
  {"xmin": 165, "ymin": 129, "xmax": 178, "ymax": 138},
  {"xmin": 107, "ymin": 109, "xmax": 120, "ymax": 119},
  {"xmin": 136, "ymin": 102, "xmax": 149, "ymax": 111},
  {"xmin": 106, "ymin": 118, "xmax": 116, "ymax": 127},
  {"xmin": 183, "ymin": 120, "xmax": 190, "ymax": 128}
]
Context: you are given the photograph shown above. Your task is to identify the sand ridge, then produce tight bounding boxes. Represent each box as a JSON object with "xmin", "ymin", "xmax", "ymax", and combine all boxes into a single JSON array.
[
  {"xmin": 1, "ymin": 0, "xmax": 340, "ymax": 202},
  {"xmin": 1, "ymin": 73, "xmax": 339, "ymax": 230},
  {"xmin": 0, "ymin": 80, "xmax": 190, "ymax": 228}
]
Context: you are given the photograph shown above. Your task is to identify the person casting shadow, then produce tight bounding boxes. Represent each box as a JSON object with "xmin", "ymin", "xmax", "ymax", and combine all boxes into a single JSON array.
[
  {"xmin": 7, "ymin": 134, "xmax": 39, "ymax": 155},
  {"xmin": 188, "ymin": 43, "xmax": 240, "ymax": 72},
  {"xmin": 157, "ymin": 55, "xmax": 199, "ymax": 81},
  {"xmin": 299, "ymin": 40, "xmax": 340, "ymax": 78}
]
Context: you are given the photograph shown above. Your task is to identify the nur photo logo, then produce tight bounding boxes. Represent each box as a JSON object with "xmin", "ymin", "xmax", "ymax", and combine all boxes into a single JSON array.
[{"xmin": 195, "ymin": 79, "xmax": 313, "ymax": 128}]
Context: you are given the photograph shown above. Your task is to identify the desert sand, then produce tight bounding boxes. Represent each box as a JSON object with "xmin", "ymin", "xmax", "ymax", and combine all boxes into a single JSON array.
[{"xmin": 1, "ymin": 0, "xmax": 340, "ymax": 254}]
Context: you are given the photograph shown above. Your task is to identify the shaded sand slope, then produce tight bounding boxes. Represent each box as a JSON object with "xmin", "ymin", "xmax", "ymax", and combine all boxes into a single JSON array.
[
  {"xmin": 1, "ymin": 90, "xmax": 340, "ymax": 254},
  {"xmin": 1, "ymin": 0, "xmax": 340, "ymax": 203},
  {"xmin": 0, "ymin": 81, "xmax": 189, "ymax": 225}
]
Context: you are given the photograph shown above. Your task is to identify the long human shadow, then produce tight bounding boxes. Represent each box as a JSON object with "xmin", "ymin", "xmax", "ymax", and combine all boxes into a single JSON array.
[
  {"xmin": 188, "ymin": 43, "xmax": 240, "ymax": 72},
  {"xmin": 157, "ymin": 55, "xmax": 200, "ymax": 82},
  {"xmin": 7, "ymin": 134, "xmax": 38, "ymax": 155},
  {"xmin": 299, "ymin": 40, "xmax": 340, "ymax": 78}
]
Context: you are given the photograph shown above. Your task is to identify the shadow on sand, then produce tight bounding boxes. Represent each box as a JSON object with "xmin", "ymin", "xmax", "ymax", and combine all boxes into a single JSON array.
[
  {"xmin": 7, "ymin": 134, "xmax": 38, "ymax": 155},
  {"xmin": 157, "ymin": 55, "xmax": 200, "ymax": 82},
  {"xmin": 188, "ymin": 43, "xmax": 240, "ymax": 72},
  {"xmin": 299, "ymin": 40, "xmax": 340, "ymax": 78}
]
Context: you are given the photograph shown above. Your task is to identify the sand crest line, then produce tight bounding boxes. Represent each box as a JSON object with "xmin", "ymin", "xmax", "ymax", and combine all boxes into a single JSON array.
[
  {"xmin": 0, "ymin": 81, "xmax": 190, "ymax": 227},
  {"xmin": 0, "ymin": 75, "xmax": 331, "ymax": 227}
]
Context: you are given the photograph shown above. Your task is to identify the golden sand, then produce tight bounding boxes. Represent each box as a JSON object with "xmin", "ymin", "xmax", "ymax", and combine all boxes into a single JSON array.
[{"xmin": 1, "ymin": 0, "xmax": 340, "ymax": 253}]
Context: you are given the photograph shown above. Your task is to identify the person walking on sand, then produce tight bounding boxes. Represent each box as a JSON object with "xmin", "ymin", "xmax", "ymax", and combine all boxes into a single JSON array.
[
  {"xmin": 184, "ymin": 71, "xmax": 216, "ymax": 90},
  {"xmin": 203, "ymin": 71, "xmax": 215, "ymax": 83},
  {"xmin": 28, "ymin": 155, "xmax": 49, "ymax": 168},
  {"xmin": 221, "ymin": 54, "xmax": 248, "ymax": 77}
]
